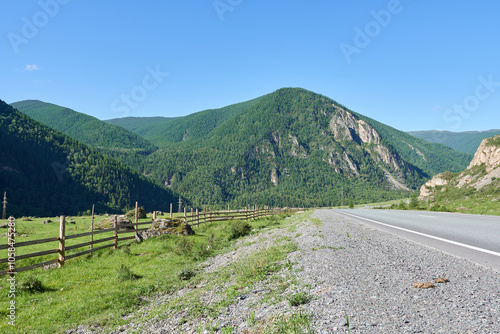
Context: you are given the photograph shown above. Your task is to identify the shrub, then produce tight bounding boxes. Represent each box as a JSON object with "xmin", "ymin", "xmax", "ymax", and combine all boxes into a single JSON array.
[
  {"xmin": 20, "ymin": 276, "xmax": 45, "ymax": 294},
  {"xmin": 193, "ymin": 242, "xmax": 212, "ymax": 260},
  {"xmin": 178, "ymin": 268, "xmax": 195, "ymax": 281},
  {"xmin": 409, "ymin": 194, "xmax": 419, "ymax": 209},
  {"xmin": 173, "ymin": 236, "xmax": 193, "ymax": 256},
  {"xmin": 121, "ymin": 246, "xmax": 131, "ymax": 256},
  {"xmin": 228, "ymin": 221, "xmax": 252, "ymax": 240},
  {"xmin": 116, "ymin": 264, "xmax": 140, "ymax": 281},
  {"xmin": 125, "ymin": 206, "xmax": 146, "ymax": 219},
  {"xmin": 287, "ymin": 292, "xmax": 311, "ymax": 306}
]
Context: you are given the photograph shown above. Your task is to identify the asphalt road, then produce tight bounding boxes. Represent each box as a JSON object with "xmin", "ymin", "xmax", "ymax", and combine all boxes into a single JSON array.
[{"xmin": 331, "ymin": 209, "xmax": 500, "ymax": 272}]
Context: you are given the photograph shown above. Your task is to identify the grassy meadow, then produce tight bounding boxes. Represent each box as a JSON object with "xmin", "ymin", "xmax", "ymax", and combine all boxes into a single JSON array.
[{"xmin": 0, "ymin": 212, "xmax": 297, "ymax": 333}]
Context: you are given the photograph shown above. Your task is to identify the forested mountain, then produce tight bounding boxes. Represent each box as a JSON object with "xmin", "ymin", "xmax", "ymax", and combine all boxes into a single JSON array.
[
  {"xmin": 0, "ymin": 100, "xmax": 177, "ymax": 217},
  {"xmin": 11, "ymin": 100, "xmax": 156, "ymax": 153},
  {"xmin": 408, "ymin": 129, "xmax": 500, "ymax": 154},
  {"xmin": 105, "ymin": 97, "xmax": 262, "ymax": 146},
  {"xmin": 107, "ymin": 88, "xmax": 472, "ymax": 208},
  {"xmin": 4, "ymin": 88, "xmax": 473, "ymax": 213}
]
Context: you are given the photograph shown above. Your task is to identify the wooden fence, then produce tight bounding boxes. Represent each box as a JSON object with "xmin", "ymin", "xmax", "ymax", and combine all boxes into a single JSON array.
[{"xmin": 1, "ymin": 204, "xmax": 300, "ymax": 276}]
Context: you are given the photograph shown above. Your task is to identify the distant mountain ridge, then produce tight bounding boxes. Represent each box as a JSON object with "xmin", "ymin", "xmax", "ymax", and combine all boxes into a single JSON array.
[
  {"xmin": 0, "ymin": 100, "xmax": 177, "ymax": 217},
  {"xmin": 11, "ymin": 100, "xmax": 156, "ymax": 153},
  {"xmin": 105, "ymin": 97, "xmax": 262, "ymax": 145},
  {"xmin": 408, "ymin": 129, "xmax": 500, "ymax": 154},
  {"xmin": 106, "ymin": 88, "xmax": 473, "ymax": 208},
  {"xmin": 8, "ymin": 88, "xmax": 474, "ymax": 209}
]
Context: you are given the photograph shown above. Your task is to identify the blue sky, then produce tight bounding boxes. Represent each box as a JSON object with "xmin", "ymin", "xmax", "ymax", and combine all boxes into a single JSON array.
[{"xmin": 1, "ymin": 0, "xmax": 499, "ymax": 132}]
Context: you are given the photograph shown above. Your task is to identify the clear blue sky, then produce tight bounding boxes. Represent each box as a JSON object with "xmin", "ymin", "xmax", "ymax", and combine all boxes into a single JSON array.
[{"xmin": 1, "ymin": 0, "xmax": 499, "ymax": 132}]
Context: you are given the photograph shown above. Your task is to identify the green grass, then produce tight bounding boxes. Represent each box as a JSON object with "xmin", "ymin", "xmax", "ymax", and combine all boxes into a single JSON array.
[
  {"xmin": 311, "ymin": 245, "xmax": 344, "ymax": 251},
  {"xmin": 485, "ymin": 135, "xmax": 500, "ymax": 147},
  {"xmin": 0, "ymin": 215, "xmax": 152, "ymax": 272},
  {"xmin": 0, "ymin": 213, "xmax": 296, "ymax": 333},
  {"xmin": 250, "ymin": 312, "xmax": 315, "ymax": 333},
  {"xmin": 286, "ymin": 292, "xmax": 312, "ymax": 307}
]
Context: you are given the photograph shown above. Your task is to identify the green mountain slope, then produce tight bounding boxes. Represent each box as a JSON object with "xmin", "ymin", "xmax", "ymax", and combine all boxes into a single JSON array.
[
  {"xmin": 408, "ymin": 129, "xmax": 500, "ymax": 154},
  {"xmin": 0, "ymin": 100, "xmax": 177, "ymax": 217},
  {"xmin": 11, "ymin": 100, "xmax": 156, "ymax": 152},
  {"xmin": 105, "ymin": 97, "xmax": 262, "ymax": 146},
  {"xmin": 111, "ymin": 88, "xmax": 472, "ymax": 208}
]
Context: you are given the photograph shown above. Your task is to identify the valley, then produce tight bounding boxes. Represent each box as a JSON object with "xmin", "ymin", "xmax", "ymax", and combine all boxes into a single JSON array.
[{"xmin": 4, "ymin": 88, "xmax": 474, "ymax": 215}]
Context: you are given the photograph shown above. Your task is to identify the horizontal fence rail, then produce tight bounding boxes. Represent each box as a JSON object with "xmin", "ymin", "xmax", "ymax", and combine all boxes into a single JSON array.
[{"xmin": 1, "ymin": 203, "xmax": 302, "ymax": 276}]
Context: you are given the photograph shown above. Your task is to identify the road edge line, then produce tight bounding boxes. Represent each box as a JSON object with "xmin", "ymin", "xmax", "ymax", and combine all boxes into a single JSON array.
[{"xmin": 335, "ymin": 210, "xmax": 500, "ymax": 258}]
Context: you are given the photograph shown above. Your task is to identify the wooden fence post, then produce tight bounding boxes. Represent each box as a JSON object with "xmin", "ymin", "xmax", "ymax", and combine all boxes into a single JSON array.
[
  {"xmin": 196, "ymin": 208, "xmax": 199, "ymax": 227},
  {"xmin": 113, "ymin": 215, "xmax": 118, "ymax": 250},
  {"xmin": 209, "ymin": 208, "xmax": 212, "ymax": 225},
  {"xmin": 227, "ymin": 204, "xmax": 230, "ymax": 220},
  {"xmin": 170, "ymin": 203, "xmax": 173, "ymax": 218},
  {"xmin": 184, "ymin": 207, "xmax": 187, "ymax": 224},
  {"xmin": 58, "ymin": 215, "xmax": 65, "ymax": 267},
  {"xmin": 135, "ymin": 202, "xmax": 139, "ymax": 232},
  {"xmin": 90, "ymin": 205, "xmax": 94, "ymax": 250}
]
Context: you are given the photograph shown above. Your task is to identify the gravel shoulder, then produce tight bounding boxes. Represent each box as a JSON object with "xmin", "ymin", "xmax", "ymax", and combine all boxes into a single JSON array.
[
  {"xmin": 295, "ymin": 209, "xmax": 499, "ymax": 333},
  {"xmin": 79, "ymin": 209, "xmax": 499, "ymax": 333}
]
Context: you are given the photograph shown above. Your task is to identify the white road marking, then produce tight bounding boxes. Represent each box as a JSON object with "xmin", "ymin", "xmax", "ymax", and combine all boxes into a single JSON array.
[
  {"xmin": 336, "ymin": 210, "xmax": 500, "ymax": 258},
  {"xmin": 418, "ymin": 215, "xmax": 436, "ymax": 218}
]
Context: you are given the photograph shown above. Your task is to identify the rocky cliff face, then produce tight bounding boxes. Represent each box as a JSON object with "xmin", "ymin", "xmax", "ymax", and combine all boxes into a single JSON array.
[
  {"xmin": 329, "ymin": 108, "xmax": 381, "ymax": 145},
  {"xmin": 467, "ymin": 135, "xmax": 500, "ymax": 172},
  {"xmin": 327, "ymin": 107, "xmax": 410, "ymax": 188},
  {"xmin": 419, "ymin": 173, "xmax": 452, "ymax": 198},
  {"xmin": 244, "ymin": 103, "xmax": 415, "ymax": 191},
  {"xmin": 250, "ymin": 104, "xmax": 415, "ymax": 190},
  {"xmin": 420, "ymin": 134, "xmax": 500, "ymax": 198}
]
